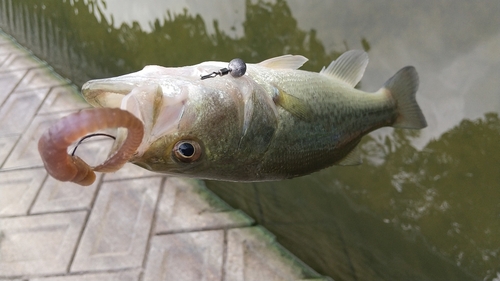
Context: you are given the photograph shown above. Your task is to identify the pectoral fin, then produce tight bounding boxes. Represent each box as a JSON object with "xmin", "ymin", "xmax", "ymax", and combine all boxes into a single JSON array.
[{"xmin": 272, "ymin": 88, "xmax": 313, "ymax": 121}]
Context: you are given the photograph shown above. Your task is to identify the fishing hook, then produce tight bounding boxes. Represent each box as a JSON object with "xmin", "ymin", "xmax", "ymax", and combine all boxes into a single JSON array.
[{"xmin": 71, "ymin": 133, "xmax": 116, "ymax": 156}]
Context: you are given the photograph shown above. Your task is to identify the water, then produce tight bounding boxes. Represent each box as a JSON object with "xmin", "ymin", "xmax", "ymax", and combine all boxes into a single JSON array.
[{"xmin": 1, "ymin": 0, "xmax": 499, "ymax": 280}]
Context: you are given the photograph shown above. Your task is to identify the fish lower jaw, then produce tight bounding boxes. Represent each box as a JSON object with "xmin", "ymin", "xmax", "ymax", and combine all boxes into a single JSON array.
[{"xmin": 130, "ymin": 160, "xmax": 153, "ymax": 171}]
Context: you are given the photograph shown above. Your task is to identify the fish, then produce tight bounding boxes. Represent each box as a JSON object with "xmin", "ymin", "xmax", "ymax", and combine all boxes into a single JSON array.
[{"xmin": 81, "ymin": 50, "xmax": 427, "ymax": 181}]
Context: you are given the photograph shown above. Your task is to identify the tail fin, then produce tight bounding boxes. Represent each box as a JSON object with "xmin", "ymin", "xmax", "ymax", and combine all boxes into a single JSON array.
[{"xmin": 383, "ymin": 66, "xmax": 427, "ymax": 129}]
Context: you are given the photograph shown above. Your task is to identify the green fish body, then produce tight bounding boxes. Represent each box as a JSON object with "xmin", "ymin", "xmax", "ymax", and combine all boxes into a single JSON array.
[{"xmin": 82, "ymin": 50, "xmax": 427, "ymax": 181}]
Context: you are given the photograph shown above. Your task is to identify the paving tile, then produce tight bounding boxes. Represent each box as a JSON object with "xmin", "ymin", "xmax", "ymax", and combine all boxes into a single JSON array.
[
  {"xmin": 0, "ymin": 168, "xmax": 46, "ymax": 217},
  {"xmin": 71, "ymin": 177, "xmax": 161, "ymax": 272},
  {"xmin": 225, "ymin": 226, "xmax": 325, "ymax": 281},
  {"xmin": 30, "ymin": 173, "xmax": 101, "ymax": 214},
  {"xmin": 155, "ymin": 177, "xmax": 254, "ymax": 234},
  {"xmin": 0, "ymin": 53, "xmax": 8, "ymax": 66},
  {"xmin": 0, "ymin": 69, "xmax": 27, "ymax": 106},
  {"xmin": 143, "ymin": 231, "xmax": 223, "ymax": 281},
  {"xmin": 0, "ymin": 53, "xmax": 44, "ymax": 72},
  {"xmin": 0, "ymin": 33, "xmax": 11, "ymax": 45},
  {"xmin": 0, "ymin": 135, "xmax": 18, "ymax": 167},
  {"xmin": 14, "ymin": 67, "xmax": 68, "ymax": 93},
  {"xmin": 38, "ymin": 84, "xmax": 89, "ymax": 114},
  {"xmin": 30, "ymin": 270, "xmax": 141, "ymax": 281},
  {"xmin": 0, "ymin": 211, "xmax": 86, "ymax": 276},
  {"xmin": 0, "ymin": 88, "xmax": 48, "ymax": 136},
  {"xmin": 0, "ymin": 43, "xmax": 23, "ymax": 55},
  {"xmin": 2, "ymin": 112, "xmax": 66, "ymax": 169}
]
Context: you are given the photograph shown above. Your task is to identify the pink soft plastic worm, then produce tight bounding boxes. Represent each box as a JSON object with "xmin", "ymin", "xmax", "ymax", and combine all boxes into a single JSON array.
[{"xmin": 38, "ymin": 108, "xmax": 144, "ymax": 186}]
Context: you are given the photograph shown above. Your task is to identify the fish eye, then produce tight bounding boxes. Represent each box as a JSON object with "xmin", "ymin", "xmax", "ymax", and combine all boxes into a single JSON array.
[{"xmin": 172, "ymin": 140, "xmax": 202, "ymax": 163}]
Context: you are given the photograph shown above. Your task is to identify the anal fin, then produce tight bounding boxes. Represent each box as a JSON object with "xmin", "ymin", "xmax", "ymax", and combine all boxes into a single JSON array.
[{"xmin": 336, "ymin": 146, "xmax": 362, "ymax": 166}]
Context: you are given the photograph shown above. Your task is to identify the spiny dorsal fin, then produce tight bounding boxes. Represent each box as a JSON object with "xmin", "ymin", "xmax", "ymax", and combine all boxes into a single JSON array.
[
  {"xmin": 335, "ymin": 146, "xmax": 362, "ymax": 166},
  {"xmin": 320, "ymin": 50, "xmax": 369, "ymax": 87},
  {"xmin": 259, "ymin": 55, "xmax": 308, "ymax": 70}
]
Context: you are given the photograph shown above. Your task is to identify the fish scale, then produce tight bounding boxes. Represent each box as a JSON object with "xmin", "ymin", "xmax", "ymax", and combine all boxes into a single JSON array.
[{"xmin": 81, "ymin": 50, "xmax": 426, "ymax": 181}]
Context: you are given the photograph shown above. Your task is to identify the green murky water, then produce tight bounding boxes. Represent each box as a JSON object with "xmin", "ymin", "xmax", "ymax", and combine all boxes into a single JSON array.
[{"xmin": 1, "ymin": 0, "xmax": 499, "ymax": 280}]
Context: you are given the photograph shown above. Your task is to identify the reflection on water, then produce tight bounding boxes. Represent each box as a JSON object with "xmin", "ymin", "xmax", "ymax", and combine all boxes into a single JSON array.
[
  {"xmin": 1, "ymin": 0, "xmax": 499, "ymax": 280},
  {"xmin": 0, "ymin": 0, "xmax": 351, "ymax": 86}
]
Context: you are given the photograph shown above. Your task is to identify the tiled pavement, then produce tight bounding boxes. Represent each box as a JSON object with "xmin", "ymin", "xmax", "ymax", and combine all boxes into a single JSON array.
[{"xmin": 0, "ymin": 31, "xmax": 332, "ymax": 281}]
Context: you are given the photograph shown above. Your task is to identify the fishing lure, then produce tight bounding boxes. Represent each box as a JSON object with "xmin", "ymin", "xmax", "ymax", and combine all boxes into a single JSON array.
[{"xmin": 38, "ymin": 108, "xmax": 144, "ymax": 185}]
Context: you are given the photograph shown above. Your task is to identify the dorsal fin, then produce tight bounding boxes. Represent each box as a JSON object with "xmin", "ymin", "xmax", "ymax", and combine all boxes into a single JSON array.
[
  {"xmin": 259, "ymin": 55, "xmax": 308, "ymax": 70},
  {"xmin": 320, "ymin": 50, "xmax": 369, "ymax": 87}
]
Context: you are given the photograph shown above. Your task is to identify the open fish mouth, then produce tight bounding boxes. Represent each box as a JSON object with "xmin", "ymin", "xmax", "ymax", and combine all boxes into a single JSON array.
[{"xmin": 83, "ymin": 75, "xmax": 190, "ymax": 159}]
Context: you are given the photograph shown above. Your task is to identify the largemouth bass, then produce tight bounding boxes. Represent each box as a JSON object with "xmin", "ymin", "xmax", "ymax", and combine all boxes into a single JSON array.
[{"xmin": 82, "ymin": 50, "xmax": 427, "ymax": 181}]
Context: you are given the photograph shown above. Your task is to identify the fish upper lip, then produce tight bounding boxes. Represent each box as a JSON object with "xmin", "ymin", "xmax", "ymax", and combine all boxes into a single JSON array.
[
  {"xmin": 82, "ymin": 79, "xmax": 136, "ymax": 96},
  {"xmin": 82, "ymin": 79, "xmax": 142, "ymax": 108}
]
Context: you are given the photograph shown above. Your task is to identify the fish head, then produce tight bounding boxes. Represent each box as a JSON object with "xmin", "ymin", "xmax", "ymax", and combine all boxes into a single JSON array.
[{"xmin": 82, "ymin": 63, "xmax": 275, "ymax": 180}]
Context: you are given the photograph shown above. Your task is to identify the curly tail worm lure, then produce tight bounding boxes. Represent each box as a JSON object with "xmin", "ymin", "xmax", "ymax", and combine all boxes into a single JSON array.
[{"xmin": 38, "ymin": 108, "xmax": 144, "ymax": 186}]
